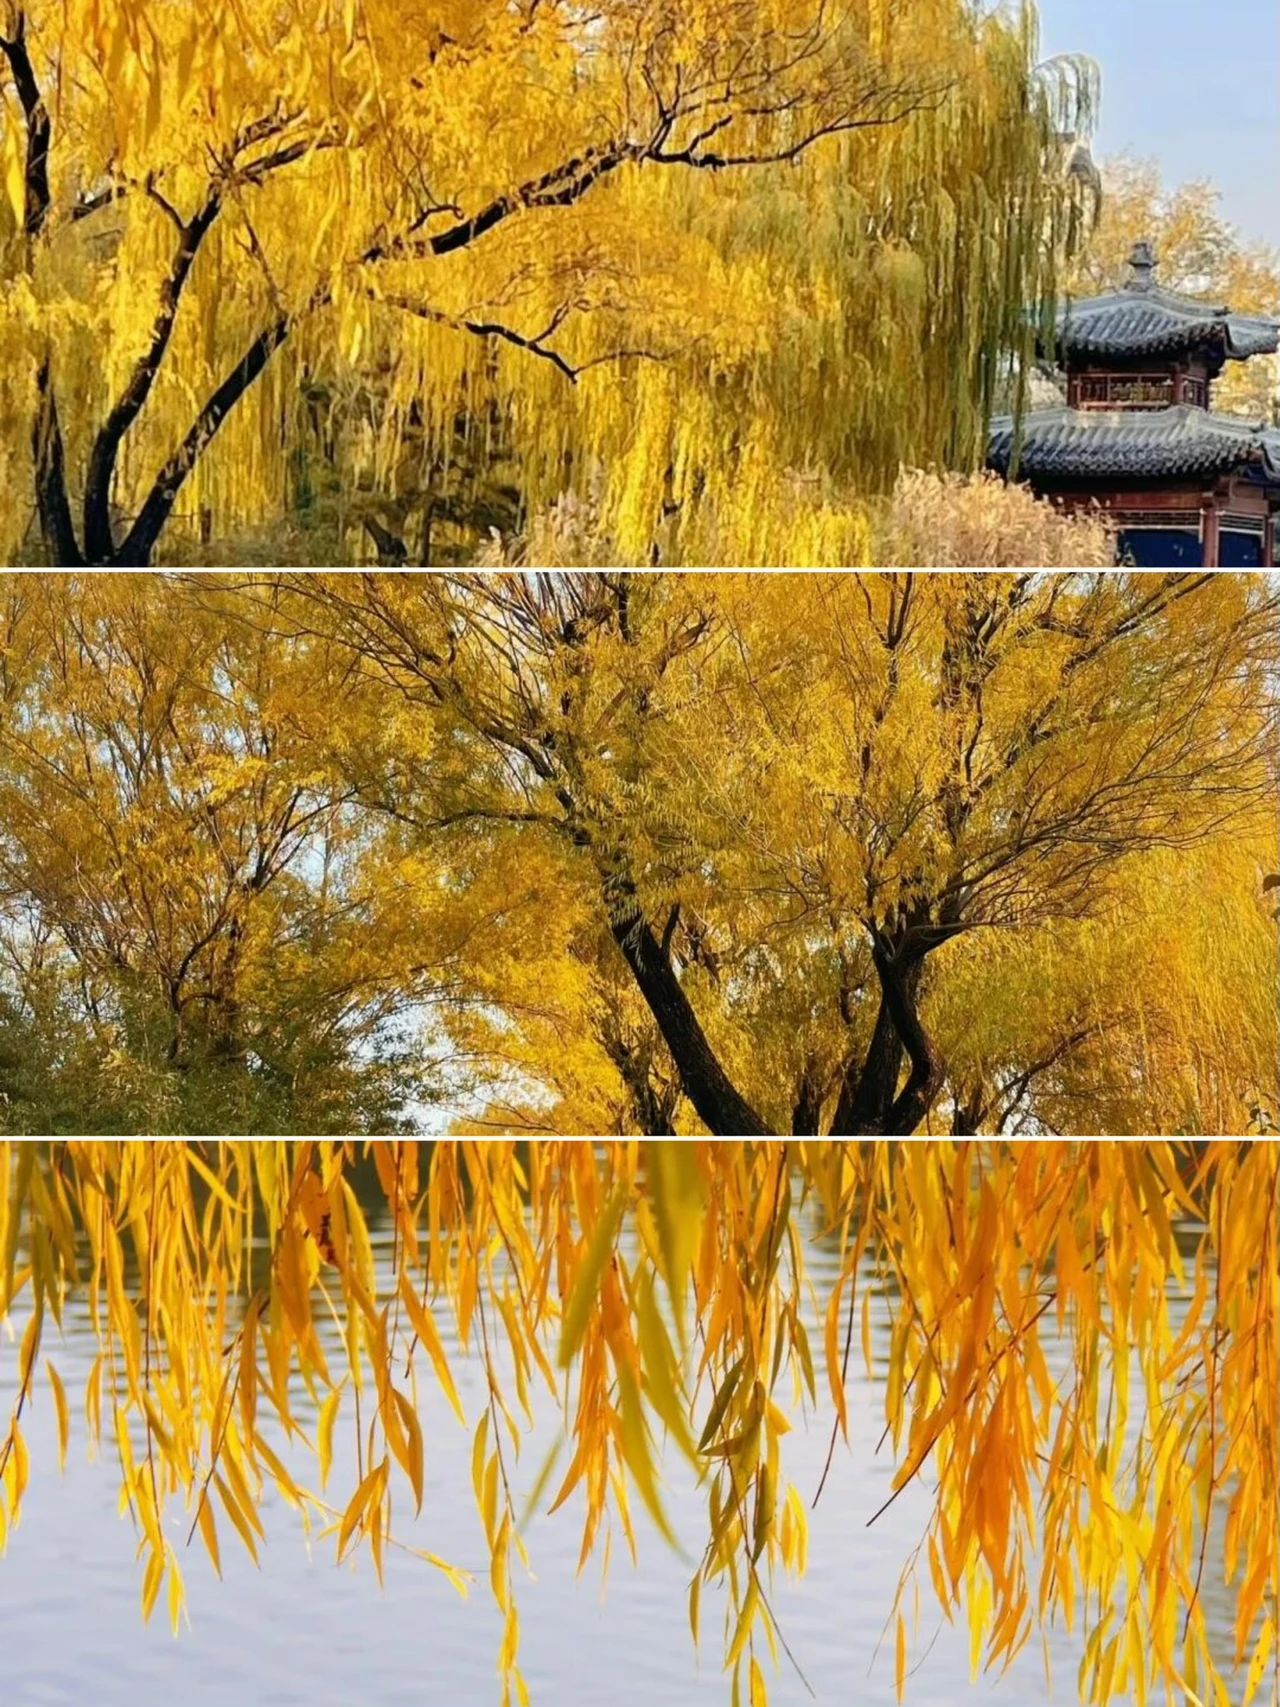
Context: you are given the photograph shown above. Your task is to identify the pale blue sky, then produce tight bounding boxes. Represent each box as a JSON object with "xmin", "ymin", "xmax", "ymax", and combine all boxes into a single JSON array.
[{"xmin": 1035, "ymin": 0, "xmax": 1280, "ymax": 248}]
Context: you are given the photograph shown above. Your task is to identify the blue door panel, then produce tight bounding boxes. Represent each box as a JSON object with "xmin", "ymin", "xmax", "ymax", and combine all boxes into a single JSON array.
[{"xmin": 1118, "ymin": 528, "xmax": 1202, "ymax": 567}]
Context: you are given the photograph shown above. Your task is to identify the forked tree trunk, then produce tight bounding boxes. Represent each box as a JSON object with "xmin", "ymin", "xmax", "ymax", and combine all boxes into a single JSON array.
[
  {"xmin": 603, "ymin": 875, "xmax": 772, "ymax": 1139},
  {"xmin": 33, "ymin": 318, "xmax": 290, "ymax": 566},
  {"xmin": 872, "ymin": 946, "xmax": 946, "ymax": 1134},
  {"xmin": 829, "ymin": 949, "xmax": 945, "ymax": 1137}
]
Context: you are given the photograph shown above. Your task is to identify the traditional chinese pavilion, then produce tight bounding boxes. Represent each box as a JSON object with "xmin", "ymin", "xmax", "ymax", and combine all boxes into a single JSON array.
[{"xmin": 988, "ymin": 241, "xmax": 1280, "ymax": 565}]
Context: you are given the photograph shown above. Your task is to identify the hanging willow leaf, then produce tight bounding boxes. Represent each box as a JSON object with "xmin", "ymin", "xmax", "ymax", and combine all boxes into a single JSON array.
[
  {"xmin": 616, "ymin": 1362, "xmax": 680, "ymax": 1550},
  {"xmin": 634, "ymin": 1270, "xmax": 698, "ymax": 1463},
  {"xmin": 646, "ymin": 1142, "xmax": 705, "ymax": 1315},
  {"xmin": 197, "ymin": 1496, "xmax": 222, "ymax": 1578},
  {"xmin": 558, "ymin": 1183, "xmax": 628, "ymax": 1368},
  {"xmin": 317, "ymin": 1388, "xmax": 341, "ymax": 1490},
  {"xmin": 45, "ymin": 1361, "xmax": 69, "ymax": 1470},
  {"xmin": 399, "ymin": 1274, "xmax": 465, "ymax": 1424},
  {"xmin": 337, "ymin": 1459, "xmax": 385, "ymax": 1561},
  {"xmin": 391, "ymin": 1387, "xmax": 425, "ymax": 1513}
]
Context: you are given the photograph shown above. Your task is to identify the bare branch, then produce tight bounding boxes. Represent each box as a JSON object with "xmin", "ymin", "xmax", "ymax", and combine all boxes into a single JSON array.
[{"xmin": 379, "ymin": 292, "xmax": 665, "ymax": 383}]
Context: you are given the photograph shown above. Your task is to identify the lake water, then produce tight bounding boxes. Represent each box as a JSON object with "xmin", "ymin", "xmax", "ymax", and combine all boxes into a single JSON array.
[{"xmin": 0, "ymin": 1186, "xmax": 1240, "ymax": 1707}]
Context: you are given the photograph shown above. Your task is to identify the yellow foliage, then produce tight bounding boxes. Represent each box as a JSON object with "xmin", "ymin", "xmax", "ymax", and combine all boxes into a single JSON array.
[
  {"xmin": 0, "ymin": 1141, "xmax": 1277, "ymax": 1707},
  {"xmin": 1, "ymin": 1, "xmax": 1096, "ymax": 565},
  {"xmin": 2, "ymin": 571, "xmax": 1276, "ymax": 1141}
]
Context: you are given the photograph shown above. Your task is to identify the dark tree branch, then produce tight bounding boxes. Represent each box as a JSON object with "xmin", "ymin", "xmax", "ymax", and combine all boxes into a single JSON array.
[
  {"xmin": 80, "ymin": 116, "xmax": 342, "ymax": 562},
  {"xmin": 600, "ymin": 1025, "xmax": 680, "ymax": 1137},
  {"xmin": 605, "ymin": 873, "xmax": 773, "ymax": 1137},
  {"xmin": 362, "ymin": 515, "xmax": 409, "ymax": 565},
  {"xmin": 143, "ymin": 179, "xmax": 186, "ymax": 232},
  {"xmin": 652, "ymin": 82, "xmax": 952, "ymax": 170},
  {"xmin": 990, "ymin": 1025, "xmax": 1100, "ymax": 1133},
  {"xmin": 83, "ymin": 191, "xmax": 223, "ymax": 561},
  {"xmin": 380, "ymin": 292, "xmax": 662, "ymax": 384},
  {"xmin": 32, "ymin": 358, "xmax": 84, "ymax": 565},
  {"xmin": 791, "ymin": 1056, "xmax": 826, "ymax": 1135},
  {"xmin": 660, "ymin": 901, "xmax": 682, "ymax": 965},
  {"xmin": 115, "ymin": 315, "xmax": 291, "ymax": 566},
  {"xmin": 829, "ymin": 949, "xmax": 920, "ymax": 1135},
  {"xmin": 363, "ymin": 143, "xmax": 642, "ymax": 267},
  {"xmin": 829, "ymin": 912, "xmax": 949, "ymax": 1136},
  {"xmin": 381, "ymin": 293, "xmax": 583, "ymax": 382},
  {"xmin": 369, "ymin": 66, "xmax": 950, "ymax": 272},
  {"xmin": 876, "ymin": 946, "xmax": 945, "ymax": 1135},
  {"xmin": 0, "ymin": 12, "xmax": 53, "ymax": 238}
]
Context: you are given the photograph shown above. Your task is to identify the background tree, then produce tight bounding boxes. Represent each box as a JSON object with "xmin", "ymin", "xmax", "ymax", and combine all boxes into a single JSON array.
[
  {"xmin": 0, "ymin": 573, "xmax": 473, "ymax": 1130},
  {"xmin": 1069, "ymin": 156, "xmax": 1280, "ymax": 420}
]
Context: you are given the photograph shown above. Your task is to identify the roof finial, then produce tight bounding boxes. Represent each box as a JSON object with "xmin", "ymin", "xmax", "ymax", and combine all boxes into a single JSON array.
[{"xmin": 1127, "ymin": 239, "xmax": 1158, "ymax": 291}]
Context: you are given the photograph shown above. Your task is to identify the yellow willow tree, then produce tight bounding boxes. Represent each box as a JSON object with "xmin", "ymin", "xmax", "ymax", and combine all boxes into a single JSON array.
[
  {"xmin": 0, "ymin": 0, "xmax": 1094, "ymax": 568},
  {"xmin": 270, "ymin": 570, "xmax": 1280, "ymax": 1139},
  {"xmin": 1, "ymin": 1142, "xmax": 1278, "ymax": 1707},
  {"xmin": 442, "ymin": 833, "xmax": 1280, "ymax": 1140},
  {"xmin": 0, "ymin": 570, "xmax": 1276, "ymax": 1137},
  {"xmin": 0, "ymin": 571, "xmax": 535, "ymax": 1132}
]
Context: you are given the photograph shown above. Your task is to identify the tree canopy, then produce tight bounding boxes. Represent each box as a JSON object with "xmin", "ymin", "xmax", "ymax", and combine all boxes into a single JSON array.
[
  {"xmin": 1, "ymin": 570, "xmax": 1276, "ymax": 1139},
  {"xmin": 0, "ymin": 1140, "xmax": 1277, "ymax": 1707},
  {"xmin": 0, "ymin": 1, "xmax": 1096, "ymax": 566}
]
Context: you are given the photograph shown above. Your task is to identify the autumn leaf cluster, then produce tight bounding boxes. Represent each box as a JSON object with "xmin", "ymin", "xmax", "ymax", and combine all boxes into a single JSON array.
[
  {"xmin": 1, "ymin": 1140, "xmax": 1277, "ymax": 1707},
  {"xmin": 1, "ymin": 1, "xmax": 1095, "ymax": 565},
  {"xmin": 1, "ymin": 571, "xmax": 1277, "ymax": 1140}
]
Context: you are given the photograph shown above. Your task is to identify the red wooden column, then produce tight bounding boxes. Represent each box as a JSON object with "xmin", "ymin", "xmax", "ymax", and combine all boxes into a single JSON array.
[{"xmin": 1201, "ymin": 501, "xmax": 1220, "ymax": 567}]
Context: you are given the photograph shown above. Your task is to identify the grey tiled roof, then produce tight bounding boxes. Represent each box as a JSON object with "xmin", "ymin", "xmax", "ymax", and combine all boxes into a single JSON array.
[
  {"xmin": 988, "ymin": 405, "xmax": 1280, "ymax": 481},
  {"xmin": 1044, "ymin": 285, "xmax": 1279, "ymax": 362}
]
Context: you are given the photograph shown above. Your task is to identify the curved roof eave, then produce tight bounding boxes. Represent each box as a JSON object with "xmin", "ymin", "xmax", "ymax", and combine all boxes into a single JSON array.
[
  {"xmin": 1039, "ymin": 283, "xmax": 1280, "ymax": 365},
  {"xmin": 988, "ymin": 405, "xmax": 1280, "ymax": 482}
]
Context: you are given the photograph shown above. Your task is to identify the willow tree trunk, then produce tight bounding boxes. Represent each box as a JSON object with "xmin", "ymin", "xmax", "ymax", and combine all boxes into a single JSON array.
[
  {"xmin": 606, "ymin": 895, "xmax": 773, "ymax": 1138},
  {"xmin": 830, "ymin": 951, "xmax": 945, "ymax": 1136}
]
